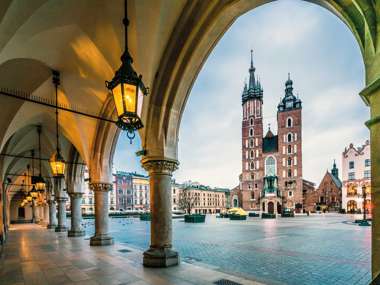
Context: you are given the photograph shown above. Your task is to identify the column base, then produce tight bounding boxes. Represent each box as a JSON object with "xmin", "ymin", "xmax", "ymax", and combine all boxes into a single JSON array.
[
  {"xmin": 55, "ymin": 226, "xmax": 68, "ymax": 232},
  {"xmin": 47, "ymin": 224, "xmax": 57, "ymax": 229},
  {"xmin": 143, "ymin": 247, "xmax": 179, "ymax": 267},
  {"xmin": 90, "ymin": 235, "xmax": 114, "ymax": 246},
  {"xmin": 68, "ymin": 230, "xmax": 85, "ymax": 237}
]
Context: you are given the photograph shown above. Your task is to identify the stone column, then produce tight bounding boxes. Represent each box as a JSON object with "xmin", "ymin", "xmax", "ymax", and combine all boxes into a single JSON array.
[
  {"xmin": 54, "ymin": 177, "xmax": 68, "ymax": 232},
  {"xmin": 142, "ymin": 158, "xmax": 179, "ymax": 267},
  {"xmin": 361, "ymin": 83, "xmax": 380, "ymax": 281},
  {"xmin": 43, "ymin": 204, "xmax": 49, "ymax": 225},
  {"xmin": 89, "ymin": 183, "xmax": 113, "ymax": 246},
  {"xmin": 47, "ymin": 199, "xmax": 57, "ymax": 229},
  {"xmin": 32, "ymin": 200, "xmax": 38, "ymax": 223},
  {"xmin": 55, "ymin": 197, "xmax": 68, "ymax": 232},
  {"xmin": 68, "ymin": 193, "xmax": 85, "ymax": 237}
]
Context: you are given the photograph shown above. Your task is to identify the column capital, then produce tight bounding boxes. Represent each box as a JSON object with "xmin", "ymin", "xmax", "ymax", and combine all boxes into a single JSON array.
[
  {"xmin": 141, "ymin": 157, "xmax": 179, "ymax": 174},
  {"xmin": 68, "ymin": 192, "xmax": 83, "ymax": 199},
  {"xmin": 89, "ymin": 182, "xmax": 112, "ymax": 192},
  {"xmin": 56, "ymin": 197, "xmax": 68, "ymax": 202}
]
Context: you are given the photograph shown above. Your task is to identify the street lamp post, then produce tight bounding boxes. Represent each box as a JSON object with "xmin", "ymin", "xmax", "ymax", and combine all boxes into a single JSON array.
[{"xmin": 360, "ymin": 185, "xmax": 370, "ymax": 226}]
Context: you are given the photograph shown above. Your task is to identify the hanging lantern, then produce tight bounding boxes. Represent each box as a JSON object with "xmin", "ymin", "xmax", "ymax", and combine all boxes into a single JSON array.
[
  {"xmin": 50, "ymin": 70, "xmax": 66, "ymax": 177},
  {"xmin": 35, "ymin": 174, "xmax": 46, "ymax": 192},
  {"xmin": 50, "ymin": 150, "xmax": 65, "ymax": 177},
  {"xmin": 35, "ymin": 126, "xmax": 46, "ymax": 192},
  {"xmin": 105, "ymin": 0, "xmax": 148, "ymax": 143},
  {"xmin": 26, "ymin": 195, "xmax": 32, "ymax": 202},
  {"xmin": 30, "ymin": 185, "xmax": 38, "ymax": 199}
]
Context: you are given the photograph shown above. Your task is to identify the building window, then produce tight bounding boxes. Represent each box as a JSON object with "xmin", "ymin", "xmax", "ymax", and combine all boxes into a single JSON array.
[
  {"xmin": 287, "ymin": 117, "xmax": 293, "ymax": 128},
  {"xmin": 349, "ymin": 161, "xmax": 355, "ymax": 169},
  {"xmin": 365, "ymin": 159, "xmax": 371, "ymax": 167},
  {"xmin": 250, "ymin": 117, "xmax": 254, "ymax": 126},
  {"xmin": 265, "ymin": 156, "xmax": 276, "ymax": 176},
  {"xmin": 250, "ymin": 161, "xmax": 255, "ymax": 170},
  {"xmin": 250, "ymin": 150, "xmax": 254, "ymax": 159},
  {"xmin": 364, "ymin": 170, "xmax": 371, "ymax": 179},
  {"xmin": 288, "ymin": 169, "xmax": 292, "ymax": 177},
  {"xmin": 288, "ymin": 145, "xmax": 292, "ymax": 154},
  {"xmin": 288, "ymin": 191, "xmax": 293, "ymax": 197},
  {"xmin": 251, "ymin": 173, "xmax": 255, "ymax": 180},
  {"xmin": 287, "ymin": 133, "xmax": 293, "ymax": 142},
  {"xmin": 251, "ymin": 192, "xmax": 255, "ymax": 199},
  {"xmin": 249, "ymin": 128, "xmax": 254, "ymax": 137},
  {"xmin": 348, "ymin": 172, "xmax": 355, "ymax": 180},
  {"xmin": 249, "ymin": 139, "xmax": 254, "ymax": 148},
  {"xmin": 287, "ymin": 157, "xmax": 292, "ymax": 166}
]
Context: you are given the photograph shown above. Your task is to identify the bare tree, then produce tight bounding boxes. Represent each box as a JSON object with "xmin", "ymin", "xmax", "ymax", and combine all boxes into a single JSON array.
[{"xmin": 178, "ymin": 187, "xmax": 196, "ymax": 214}]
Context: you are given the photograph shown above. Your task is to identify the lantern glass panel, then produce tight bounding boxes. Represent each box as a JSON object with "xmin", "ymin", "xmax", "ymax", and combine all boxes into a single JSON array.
[
  {"xmin": 112, "ymin": 83, "xmax": 124, "ymax": 117},
  {"xmin": 123, "ymin": 82, "xmax": 137, "ymax": 113},
  {"xmin": 35, "ymin": 181, "xmax": 46, "ymax": 191},
  {"xmin": 137, "ymin": 86, "xmax": 144, "ymax": 117},
  {"xmin": 50, "ymin": 160, "xmax": 65, "ymax": 177},
  {"xmin": 26, "ymin": 196, "xmax": 32, "ymax": 202}
]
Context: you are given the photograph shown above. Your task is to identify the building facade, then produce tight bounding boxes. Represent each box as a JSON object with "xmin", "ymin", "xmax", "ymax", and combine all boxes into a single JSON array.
[
  {"xmin": 80, "ymin": 168, "xmax": 117, "ymax": 214},
  {"xmin": 172, "ymin": 181, "xmax": 229, "ymax": 214},
  {"xmin": 238, "ymin": 52, "xmax": 303, "ymax": 213},
  {"xmin": 342, "ymin": 140, "xmax": 371, "ymax": 214},
  {"xmin": 113, "ymin": 171, "xmax": 150, "ymax": 211},
  {"xmin": 304, "ymin": 161, "xmax": 342, "ymax": 212}
]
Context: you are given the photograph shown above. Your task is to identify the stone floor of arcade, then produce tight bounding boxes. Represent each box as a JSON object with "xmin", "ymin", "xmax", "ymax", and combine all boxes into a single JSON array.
[{"xmin": 0, "ymin": 224, "xmax": 261, "ymax": 285}]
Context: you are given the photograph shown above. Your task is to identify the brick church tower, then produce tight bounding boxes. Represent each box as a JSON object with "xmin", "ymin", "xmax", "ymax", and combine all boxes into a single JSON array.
[
  {"xmin": 240, "ymin": 50, "xmax": 264, "ymax": 209},
  {"xmin": 236, "ymin": 51, "xmax": 303, "ymax": 213},
  {"xmin": 277, "ymin": 74, "xmax": 303, "ymax": 211}
]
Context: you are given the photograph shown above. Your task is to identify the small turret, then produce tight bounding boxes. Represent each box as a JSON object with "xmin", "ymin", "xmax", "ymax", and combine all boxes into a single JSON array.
[{"xmin": 331, "ymin": 159, "xmax": 339, "ymax": 179}]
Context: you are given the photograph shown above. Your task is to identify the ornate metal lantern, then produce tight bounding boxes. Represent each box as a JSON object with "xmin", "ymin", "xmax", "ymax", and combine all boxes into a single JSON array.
[
  {"xmin": 35, "ymin": 126, "xmax": 46, "ymax": 192},
  {"xmin": 50, "ymin": 70, "xmax": 66, "ymax": 177},
  {"xmin": 30, "ymin": 185, "xmax": 38, "ymax": 199},
  {"xmin": 106, "ymin": 0, "xmax": 148, "ymax": 142}
]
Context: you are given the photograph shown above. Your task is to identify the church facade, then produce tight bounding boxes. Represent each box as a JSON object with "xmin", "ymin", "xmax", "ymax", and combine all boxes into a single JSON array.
[{"xmin": 236, "ymin": 52, "xmax": 303, "ymax": 214}]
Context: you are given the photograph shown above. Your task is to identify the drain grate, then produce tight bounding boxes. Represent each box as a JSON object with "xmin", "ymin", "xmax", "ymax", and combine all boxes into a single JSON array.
[
  {"xmin": 118, "ymin": 249, "xmax": 131, "ymax": 253},
  {"xmin": 213, "ymin": 279, "xmax": 243, "ymax": 285}
]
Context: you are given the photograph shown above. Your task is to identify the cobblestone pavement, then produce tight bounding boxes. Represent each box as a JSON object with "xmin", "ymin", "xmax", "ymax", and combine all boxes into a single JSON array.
[{"xmin": 83, "ymin": 214, "xmax": 371, "ymax": 285}]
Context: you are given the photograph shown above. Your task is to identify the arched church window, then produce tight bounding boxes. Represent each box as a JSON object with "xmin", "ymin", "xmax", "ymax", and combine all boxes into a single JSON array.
[
  {"xmin": 250, "ymin": 161, "xmax": 255, "ymax": 170},
  {"xmin": 250, "ymin": 150, "xmax": 254, "ymax": 159},
  {"xmin": 287, "ymin": 157, "xmax": 292, "ymax": 166},
  {"xmin": 287, "ymin": 117, "xmax": 293, "ymax": 128},
  {"xmin": 250, "ymin": 118, "xmax": 254, "ymax": 126},
  {"xmin": 287, "ymin": 133, "xmax": 293, "ymax": 142},
  {"xmin": 250, "ymin": 139, "xmax": 254, "ymax": 148},
  {"xmin": 288, "ymin": 145, "xmax": 292, "ymax": 154},
  {"xmin": 265, "ymin": 156, "xmax": 276, "ymax": 176},
  {"xmin": 249, "ymin": 128, "xmax": 254, "ymax": 137},
  {"xmin": 288, "ymin": 169, "xmax": 292, "ymax": 177}
]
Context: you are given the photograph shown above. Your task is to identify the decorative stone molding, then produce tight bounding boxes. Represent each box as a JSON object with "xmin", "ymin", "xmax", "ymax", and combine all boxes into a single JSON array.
[
  {"xmin": 89, "ymin": 182, "xmax": 112, "ymax": 192},
  {"xmin": 68, "ymin": 192, "xmax": 83, "ymax": 199},
  {"xmin": 142, "ymin": 158, "xmax": 179, "ymax": 175}
]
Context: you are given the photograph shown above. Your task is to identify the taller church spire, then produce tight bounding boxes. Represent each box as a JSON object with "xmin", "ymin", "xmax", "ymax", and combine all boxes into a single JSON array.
[{"xmin": 242, "ymin": 50, "xmax": 263, "ymax": 104}]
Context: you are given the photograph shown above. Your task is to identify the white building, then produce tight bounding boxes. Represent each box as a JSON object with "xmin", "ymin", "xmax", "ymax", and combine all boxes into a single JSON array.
[{"xmin": 342, "ymin": 140, "xmax": 371, "ymax": 214}]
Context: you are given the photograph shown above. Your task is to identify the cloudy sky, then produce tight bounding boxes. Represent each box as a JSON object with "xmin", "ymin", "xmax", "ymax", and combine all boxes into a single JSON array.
[{"xmin": 114, "ymin": 0, "xmax": 368, "ymax": 188}]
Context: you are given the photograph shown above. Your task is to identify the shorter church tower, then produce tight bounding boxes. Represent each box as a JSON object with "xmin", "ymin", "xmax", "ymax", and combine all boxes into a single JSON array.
[{"xmin": 277, "ymin": 74, "xmax": 303, "ymax": 212}]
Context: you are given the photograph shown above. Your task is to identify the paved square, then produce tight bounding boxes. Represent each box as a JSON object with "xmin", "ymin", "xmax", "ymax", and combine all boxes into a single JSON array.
[{"xmin": 83, "ymin": 214, "xmax": 371, "ymax": 285}]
